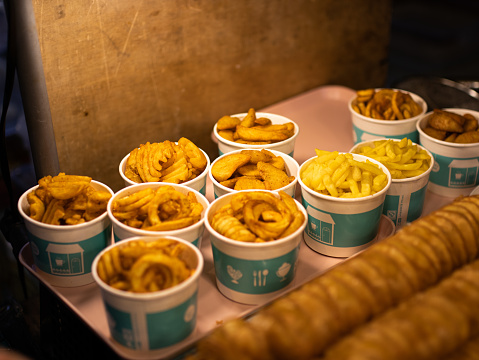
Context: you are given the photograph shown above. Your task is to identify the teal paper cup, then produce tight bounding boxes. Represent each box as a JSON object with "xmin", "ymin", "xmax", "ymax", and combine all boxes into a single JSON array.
[
  {"xmin": 205, "ymin": 190, "xmax": 307, "ymax": 305},
  {"xmin": 18, "ymin": 180, "xmax": 113, "ymax": 287},
  {"xmin": 92, "ymin": 236, "xmax": 203, "ymax": 351},
  {"xmin": 298, "ymin": 153, "xmax": 391, "ymax": 257}
]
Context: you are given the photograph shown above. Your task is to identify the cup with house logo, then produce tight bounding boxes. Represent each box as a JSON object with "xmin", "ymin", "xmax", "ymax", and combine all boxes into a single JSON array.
[
  {"xmin": 18, "ymin": 176, "xmax": 114, "ymax": 287},
  {"xmin": 298, "ymin": 151, "xmax": 391, "ymax": 257},
  {"xmin": 416, "ymin": 108, "xmax": 479, "ymax": 197}
]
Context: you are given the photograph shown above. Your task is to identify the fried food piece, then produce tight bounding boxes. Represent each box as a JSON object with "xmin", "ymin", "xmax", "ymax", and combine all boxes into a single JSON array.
[
  {"xmin": 423, "ymin": 126, "xmax": 447, "ymax": 140},
  {"xmin": 258, "ymin": 161, "xmax": 295, "ymax": 190},
  {"xmin": 455, "ymin": 130, "xmax": 479, "ymax": 143},
  {"xmin": 236, "ymin": 125, "xmax": 290, "ymax": 142},
  {"xmin": 428, "ymin": 109, "xmax": 464, "ymax": 133},
  {"xmin": 463, "ymin": 113, "xmax": 478, "ymax": 131},
  {"xmin": 210, "ymin": 213, "xmax": 257, "ymax": 242},
  {"xmin": 240, "ymin": 149, "xmax": 274, "ymax": 164},
  {"xmin": 26, "ymin": 192, "xmax": 45, "ymax": 221},
  {"xmin": 234, "ymin": 177, "xmax": 266, "ymax": 190},
  {"xmin": 239, "ymin": 108, "xmax": 257, "ymax": 128},
  {"xmin": 216, "ymin": 115, "xmax": 241, "ymax": 130},
  {"xmin": 217, "ymin": 130, "xmax": 235, "ymax": 142},
  {"xmin": 211, "ymin": 153, "xmax": 252, "ymax": 182}
]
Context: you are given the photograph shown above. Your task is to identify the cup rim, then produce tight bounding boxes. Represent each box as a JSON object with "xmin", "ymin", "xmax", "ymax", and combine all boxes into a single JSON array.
[
  {"xmin": 208, "ymin": 148, "xmax": 299, "ymax": 194},
  {"xmin": 92, "ymin": 235, "xmax": 204, "ymax": 299},
  {"xmin": 213, "ymin": 112, "xmax": 299, "ymax": 149},
  {"xmin": 107, "ymin": 182, "xmax": 208, "ymax": 236},
  {"xmin": 416, "ymin": 108, "xmax": 479, "ymax": 148},
  {"xmin": 298, "ymin": 153, "xmax": 392, "ymax": 202},
  {"xmin": 204, "ymin": 189, "xmax": 307, "ymax": 248},
  {"xmin": 119, "ymin": 146, "xmax": 210, "ymax": 186},
  {"xmin": 18, "ymin": 180, "xmax": 114, "ymax": 230},
  {"xmin": 348, "ymin": 88, "xmax": 427, "ymax": 125},
  {"xmin": 349, "ymin": 138, "xmax": 435, "ymax": 183}
]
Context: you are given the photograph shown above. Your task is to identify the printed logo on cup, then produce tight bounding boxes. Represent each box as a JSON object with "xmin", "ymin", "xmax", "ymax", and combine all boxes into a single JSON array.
[
  {"xmin": 429, "ymin": 153, "xmax": 479, "ymax": 189},
  {"xmin": 302, "ymin": 198, "xmax": 383, "ymax": 248},
  {"xmin": 105, "ymin": 294, "xmax": 197, "ymax": 350},
  {"xmin": 211, "ymin": 244, "xmax": 299, "ymax": 295},
  {"xmin": 27, "ymin": 228, "xmax": 110, "ymax": 277},
  {"xmin": 383, "ymin": 184, "xmax": 427, "ymax": 228}
]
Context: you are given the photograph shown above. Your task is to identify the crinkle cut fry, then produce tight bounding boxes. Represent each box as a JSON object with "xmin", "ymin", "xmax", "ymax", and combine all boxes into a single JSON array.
[{"xmin": 189, "ymin": 196, "xmax": 479, "ymax": 360}]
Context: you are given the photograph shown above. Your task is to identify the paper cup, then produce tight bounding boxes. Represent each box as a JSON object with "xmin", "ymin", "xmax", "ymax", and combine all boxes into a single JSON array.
[
  {"xmin": 350, "ymin": 139, "xmax": 434, "ymax": 229},
  {"xmin": 18, "ymin": 181, "xmax": 113, "ymax": 287},
  {"xmin": 108, "ymin": 183, "xmax": 209, "ymax": 247},
  {"xmin": 205, "ymin": 191, "xmax": 307, "ymax": 305},
  {"xmin": 298, "ymin": 154, "xmax": 391, "ymax": 257},
  {"xmin": 208, "ymin": 149, "xmax": 299, "ymax": 199},
  {"xmin": 417, "ymin": 108, "xmax": 479, "ymax": 197},
  {"xmin": 119, "ymin": 148, "xmax": 210, "ymax": 196},
  {"xmin": 92, "ymin": 236, "xmax": 203, "ymax": 351},
  {"xmin": 349, "ymin": 89, "xmax": 427, "ymax": 144},
  {"xmin": 213, "ymin": 112, "xmax": 299, "ymax": 157}
]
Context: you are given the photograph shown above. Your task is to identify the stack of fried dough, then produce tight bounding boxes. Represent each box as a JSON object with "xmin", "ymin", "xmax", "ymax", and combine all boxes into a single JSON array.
[{"xmin": 188, "ymin": 195, "xmax": 479, "ymax": 360}]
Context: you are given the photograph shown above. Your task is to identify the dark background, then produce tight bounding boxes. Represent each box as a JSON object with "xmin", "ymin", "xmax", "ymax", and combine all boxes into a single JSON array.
[{"xmin": 1, "ymin": 0, "xmax": 479, "ymax": 358}]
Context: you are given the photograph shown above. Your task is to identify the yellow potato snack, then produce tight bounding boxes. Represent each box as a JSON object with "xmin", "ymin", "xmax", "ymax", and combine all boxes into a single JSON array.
[
  {"xmin": 26, "ymin": 173, "xmax": 111, "ymax": 225},
  {"xmin": 210, "ymin": 191, "xmax": 305, "ymax": 242},
  {"xmin": 216, "ymin": 108, "xmax": 295, "ymax": 144},
  {"xmin": 111, "ymin": 186, "xmax": 203, "ymax": 231},
  {"xmin": 352, "ymin": 89, "xmax": 423, "ymax": 120},
  {"xmin": 423, "ymin": 109, "xmax": 479, "ymax": 143},
  {"xmin": 124, "ymin": 137, "xmax": 207, "ymax": 184},
  {"xmin": 97, "ymin": 238, "xmax": 195, "ymax": 293},
  {"xmin": 300, "ymin": 150, "xmax": 388, "ymax": 197},
  {"xmin": 352, "ymin": 138, "xmax": 432, "ymax": 179},
  {"xmin": 212, "ymin": 149, "xmax": 295, "ymax": 191}
]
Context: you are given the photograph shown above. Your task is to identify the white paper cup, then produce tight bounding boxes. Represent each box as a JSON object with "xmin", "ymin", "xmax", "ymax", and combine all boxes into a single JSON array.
[
  {"xmin": 18, "ymin": 181, "xmax": 114, "ymax": 287},
  {"xmin": 350, "ymin": 139, "xmax": 434, "ymax": 229},
  {"xmin": 119, "ymin": 148, "xmax": 210, "ymax": 196},
  {"xmin": 213, "ymin": 112, "xmax": 299, "ymax": 156},
  {"xmin": 92, "ymin": 236, "xmax": 203, "ymax": 351},
  {"xmin": 205, "ymin": 191, "xmax": 307, "ymax": 305},
  {"xmin": 349, "ymin": 89, "xmax": 427, "ymax": 144},
  {"xmin": 108, "ymin": 183, "xmax": 209, "ymax": 247},
  {"xmin": 208, "ymin": 149, "xmax": 299, "ymax": 199},
  {"xmin": 298, "ymin": 154, "xmax": 391, "ymax": 257},
  {"xmin": 417, "ymin": 108, "xmax": 479, "ymax": 197}
]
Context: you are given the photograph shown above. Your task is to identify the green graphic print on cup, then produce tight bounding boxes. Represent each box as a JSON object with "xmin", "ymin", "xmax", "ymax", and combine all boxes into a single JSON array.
[
  {"xmin": 353, "ymin": 125, "xmax": 419, "ymax": 145},
  {"xmin": 27, "ymin": 227, "xmax": 110, "ymax": 276},
  {"xmin": 383, "ymin": 185, "xmax": 427, "ymax": 228},
  {"xmin": 302, "ymin": 198, "xmax": 382, "ymax": 248},
  {"xmin": 211, "ymin": 245, "xmax": 299, "ymax": 295},
  {"xmin": 105, "ymin": 293, "xmax": 197, "ymax": 350},
  {"xmin": 430, "ymin": 153, "xmax": 479, "ymax": 188}
]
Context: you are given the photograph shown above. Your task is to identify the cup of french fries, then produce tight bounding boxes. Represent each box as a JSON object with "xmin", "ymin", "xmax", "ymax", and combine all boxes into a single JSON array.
[
  {"xmin": 298, "ymin": 151, "xmax": 392, "ymax": 257},
  {"xmin": 17, "ymin": 175, "xmax": 114, "ymax": 287},
  {"xmin": 208, "ymin": 148, "xmax": 299, "ymax": 199},
  {"xmin": 107, "ymin": 183, "xmax": 209, "ymax": 247},
  {"xmin": 350, "ymin": 137, "xmax": 434, "ymax": 229},
  {"xmin": 349, "ymin": 88, "xmax": 427, "ymax": 144},
  {"xmin": 119, "ymin": 138, "xmax": 210, "ymax": 196},
  {"xmin": 204, "ymin": 190, "xmax": 307, "ymax": 305},
  {"xmin": 212, "ymin": 108, "xmax": 299, "ymax": 157},
  {"xmin": 416, "ymin": 108, "xmax": 479, "ymax": 197},
  {"xmin": 92, "ymin": 236, "xmax": 204, "ymax": 350}
]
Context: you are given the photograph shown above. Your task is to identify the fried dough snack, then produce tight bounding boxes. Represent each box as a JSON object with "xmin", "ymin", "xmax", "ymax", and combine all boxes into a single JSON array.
[
  {"xmin": 423, "ymin": 109, "xmax": 479, "ymax": 143},
  {"xmin": 190, "ymin": 195, "xmax": 479, "ymax": 360},
  {"xmin": 352, "ymin": 88, "xmax": 423, "ymax": 120},
  {"xmin": 26, "ymin": 173, "xmax": 111, "ymax": 225},
  {"xmin": 210, "ymin": 191, "xmax": 304, "ymax": 242},
  {"xmin": 124, "ymin": 137, "xmax": 207, "ymax": 184},
  {"xmin": 97, "ymin": 238, "xmax": 195, "ymax": 293},
  {"xmin": 111, "ymin": 185, "xmax": 203, "ymax": 231},
  {"xmin": 216, "ymin": 108, "xmax": 295, "ymax": 145},
  {"xmin": 211, "ymin": 149, "xmax": 295, "ymax": 190}
]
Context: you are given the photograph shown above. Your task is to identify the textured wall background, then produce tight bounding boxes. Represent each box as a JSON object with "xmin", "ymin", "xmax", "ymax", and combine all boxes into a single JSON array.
[{"xmin": 30, "ymin": 0, "xmax": 391, "ymax": 190}]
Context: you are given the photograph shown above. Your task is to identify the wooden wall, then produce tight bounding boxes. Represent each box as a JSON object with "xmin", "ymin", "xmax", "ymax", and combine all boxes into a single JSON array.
[{"xmin": 23, "ymin": 0, "xmax": 391, "ymax": 191}]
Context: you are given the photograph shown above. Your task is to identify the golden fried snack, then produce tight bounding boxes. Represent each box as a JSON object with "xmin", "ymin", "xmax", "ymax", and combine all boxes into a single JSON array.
[
  {"xmin": 97, "ymin": 238, "xmax": 194, "ymax": 293},
  {"xmin": 210, "ymin": 191, "xmax": 304, "ymax": 242},
  {"xmin": 111, "ymin": 185, "xmax": 203, "ymax": 231},
  {"xmin": 124, "ymin": 138, "xmax": 207, "ymax": 184},
  {"xmin": 215, "ymin": 108, "xmax": 296, "ymax": 144},
  {"xmin": 257, "ymin": 161, "xmax": 294, "ymax": 190},
  {"xmin": 190, "ymin": 195, "xmax": 479, "ymax": 360},
  {"xmin": 211, "ymin": 153, "xmax": 251, "ymax": 182},
  {"xmin": 423, "ymin": 109, "xmax": 479, "ymax": 143},
  {"xmin": 26, "ymin": 173, "xmax": 111, "ymax": 225},
  {"xmin": 352, "ymin": 88, "xmax": 423, "ymax": 120}
]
